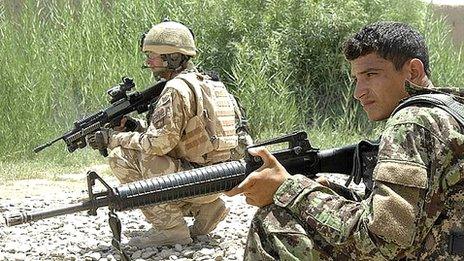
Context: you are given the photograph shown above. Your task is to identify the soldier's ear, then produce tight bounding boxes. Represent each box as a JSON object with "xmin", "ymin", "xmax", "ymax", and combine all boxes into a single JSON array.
[{"xmin": 407, "ymin": 58, "xmax": 426, "ymax": 85}]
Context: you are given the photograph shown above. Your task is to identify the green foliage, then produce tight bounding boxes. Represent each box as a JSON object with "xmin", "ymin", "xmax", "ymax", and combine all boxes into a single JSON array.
[
  {"xmin": 0, "ymin": 0, "xmax": 463, "ymax": 176},
  {"xmin": 230, "ymin": 40, "xmax": 304, "ymax": 139},
  {"xmin": 422, "ymin": 10, "xmax": 464, "ymax": 87}
]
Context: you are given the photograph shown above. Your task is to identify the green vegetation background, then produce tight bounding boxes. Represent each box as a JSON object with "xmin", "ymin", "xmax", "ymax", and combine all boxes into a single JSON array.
[{"xmin": 1, "ymin": 0, "xmax": 463, "ymax": 180}]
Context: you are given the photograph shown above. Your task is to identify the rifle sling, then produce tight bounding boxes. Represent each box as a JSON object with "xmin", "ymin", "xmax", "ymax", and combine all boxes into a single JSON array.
[
  {"xmin": 392, "ymin": 93, "xmax": 464, "ymax": 127},
  {"xmin": 109, "ymin": 210, "xmax": 130, "ymax": 261}
]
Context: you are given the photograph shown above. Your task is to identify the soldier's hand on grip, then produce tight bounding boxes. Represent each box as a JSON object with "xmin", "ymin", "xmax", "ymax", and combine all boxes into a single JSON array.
[
  {"xmin": 225, "ymin": 147, "xmax": 291, "ymax": 207},
  {"xmin": 112, "ymin": 116, "xmax": 142, "ymax": 132},
  {"xmin": 86, "ymin": 129, "xmax": 111, "ymax": 150}
]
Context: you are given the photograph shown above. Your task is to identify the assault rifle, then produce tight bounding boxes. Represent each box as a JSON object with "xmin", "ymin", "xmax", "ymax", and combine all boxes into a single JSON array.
[
  {"xmin": 4, "ymin": 131, "xmax": 379, "ymax": 226},
  {"xmin": 4, "ymin": 131, "xmax": 378, "ymax": 260},
  {"xmin": 33, "ymin": 77, "xmax": 166, "ymax": 157}
]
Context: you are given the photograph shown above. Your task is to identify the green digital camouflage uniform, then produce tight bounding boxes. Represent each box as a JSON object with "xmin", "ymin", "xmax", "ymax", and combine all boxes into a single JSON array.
[
  {"xmin": 245, "ymin": 83, "xmax": 464, "ymax": 260},
  {"xmin": 106, "ymin": 68, "xmax": 248, "ymax": 232}
]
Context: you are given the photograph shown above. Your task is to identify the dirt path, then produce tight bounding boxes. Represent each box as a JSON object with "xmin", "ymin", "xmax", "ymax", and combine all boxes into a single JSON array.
[{"xmin": 0, "ymin": 165, "xmax": 256, "ymax": 261}]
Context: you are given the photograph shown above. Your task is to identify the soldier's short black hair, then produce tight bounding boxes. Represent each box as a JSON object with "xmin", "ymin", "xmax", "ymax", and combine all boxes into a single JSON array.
[{"xmin": 343, "ymin": 21, "xmax": 430, "ymax": 76}]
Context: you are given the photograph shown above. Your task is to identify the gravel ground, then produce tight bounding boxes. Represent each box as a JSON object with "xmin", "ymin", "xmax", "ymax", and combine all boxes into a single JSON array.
[{"xmin": 0, "ymin": 168, "xmax": 363, "ymax": 261}]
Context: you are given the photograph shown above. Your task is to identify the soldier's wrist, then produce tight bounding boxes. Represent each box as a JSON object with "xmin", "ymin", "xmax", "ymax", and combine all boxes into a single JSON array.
[
  {"xmin": 273, "ymin": 175, "xmax": 316, "ymax": 208},
  {"xmin": 107, "ymin": 130, "xmax": 120, "ymax": 150},
  {"xmin": 134, "ymin": 119, "xmax": 147, "ymax": 132}
]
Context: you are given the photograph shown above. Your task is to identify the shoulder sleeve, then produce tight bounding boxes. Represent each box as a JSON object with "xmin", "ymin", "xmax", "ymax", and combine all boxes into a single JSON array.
[{"xmin": 272, "ymin": 105, "xmax": 462, "ymax": 259}]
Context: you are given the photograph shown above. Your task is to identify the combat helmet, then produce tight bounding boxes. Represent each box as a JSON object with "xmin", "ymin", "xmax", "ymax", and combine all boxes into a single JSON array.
[{"xmin": 141, "ymin": 21, "xmax": 196, "ymax": 57}]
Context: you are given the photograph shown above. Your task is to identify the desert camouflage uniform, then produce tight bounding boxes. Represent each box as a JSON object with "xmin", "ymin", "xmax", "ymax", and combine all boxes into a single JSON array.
[
  {"xmin": 107, "ymin": 67, "xmax": 251, "ymax": 231},
  {"xmin": 245, "ymin": 82, "xmax": 464, "ymax": 260}
]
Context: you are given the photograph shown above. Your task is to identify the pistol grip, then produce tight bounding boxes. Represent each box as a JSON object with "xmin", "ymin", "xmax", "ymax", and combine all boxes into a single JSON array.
[{"xmin": 99, "ymin": 148, "xmax": 109, "ymax": 157}]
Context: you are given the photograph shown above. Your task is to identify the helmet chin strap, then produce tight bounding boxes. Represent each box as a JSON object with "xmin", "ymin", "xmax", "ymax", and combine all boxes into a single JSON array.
[
  {"xmin": 141, "ymin": 65, "xmax": 183, "ymax": 80},
  {"xmin": 141, "ymin": 59, "xmax": 169, "ymax": 70},
  {"xmin": 141, "ymin": 64, "xmax": 166, "ymax": 70},
  {"xmin": 142, "ymin": 54, "xmax": 189, "ymax": 78}
]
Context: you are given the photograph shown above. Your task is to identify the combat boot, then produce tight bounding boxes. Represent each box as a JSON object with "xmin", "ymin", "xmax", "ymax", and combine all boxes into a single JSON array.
[
  {"xmin": 189, "ymin": 198, "xmax": 229, "ymax": 237},
  {"xmin": 128, "ymin": 224, "xmax": 193, "ymax": 248}
]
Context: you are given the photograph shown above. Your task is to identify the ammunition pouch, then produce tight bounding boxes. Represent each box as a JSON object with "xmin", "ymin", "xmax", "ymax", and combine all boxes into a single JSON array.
[{"xmin": 180, "ymin": 115, "xmax": 215, "ymax": 163}]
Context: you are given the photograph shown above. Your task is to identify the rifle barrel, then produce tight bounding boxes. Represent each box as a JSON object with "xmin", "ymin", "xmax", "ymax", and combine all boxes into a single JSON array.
[
  {"xmin": 4, "ymin": 198, "xmax": 109, "ymax": 226},
  {"xmin": 33, "ymin": 136, "xmax": 65, "ymax": 153}
]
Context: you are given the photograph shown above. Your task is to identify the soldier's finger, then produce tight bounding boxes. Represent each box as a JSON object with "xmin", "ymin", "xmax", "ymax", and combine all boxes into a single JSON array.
[
  {"xmin": 226, "ymin": 171, "xmax": 259, "ymax": 196},
  {"xmin": 244, "ymin": 195, "xmax": 256, "ymax": 206},
  {"xmin": 118, "ymin": 117, "xmax": 128, "ymax": 130},
  {"xmin": 236, "ymin": 171, "xmax": 257, "ymax": 191},
  {"xmin": 315, "ymin": 176, "xmax": 330, "ymax": 186},
  {"xmin": 223, "ymin": 186, "xmax": 243, "ymax": 197},
  {"xmin": 248, "ymin": 147, "xmax": 278, "ymax": 168}
]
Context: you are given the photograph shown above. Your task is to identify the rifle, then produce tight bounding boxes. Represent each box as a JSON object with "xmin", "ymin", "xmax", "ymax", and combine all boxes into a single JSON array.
[
  {"xmin": 4, "ymin": 131, "xmax": 378, "ymax": 259},
  {"xmin": 33, "ymin": 77, "xmax": 167, "ymax": 157}
]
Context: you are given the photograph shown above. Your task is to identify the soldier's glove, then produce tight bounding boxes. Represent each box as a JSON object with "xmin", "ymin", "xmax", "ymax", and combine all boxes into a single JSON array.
[{"xmin": 86, "ymin": 129, "xmax": 111, "ymax": 150}]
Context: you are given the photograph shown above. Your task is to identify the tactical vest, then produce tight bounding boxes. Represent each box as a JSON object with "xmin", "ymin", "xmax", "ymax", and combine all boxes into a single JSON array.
[
  {"xmin": 391, "ymin": 93, "xmax": 464, "ymax": 257},
  {"xmin": 174, "ymin": 72, "xmax": 240, "ymax": 164}
]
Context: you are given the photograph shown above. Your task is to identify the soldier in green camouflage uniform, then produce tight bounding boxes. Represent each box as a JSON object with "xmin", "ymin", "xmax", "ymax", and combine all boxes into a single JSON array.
[
  {"xmin": 226, "ymin": 21, "xmax": 464, "ymax": 260},
  {"xmin": 87, "ymin": 21, "xmax": 252, "ymax": 248}
]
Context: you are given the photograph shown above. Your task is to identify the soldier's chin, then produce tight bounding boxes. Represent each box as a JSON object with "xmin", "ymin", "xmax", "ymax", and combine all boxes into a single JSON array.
[
  {"xmin": 151, "ymin": 68, "xmax": 168, "ymax": 78},
  {"xmin": 366, "ymin": 111, "xmax": 389, "ymax": 122}
]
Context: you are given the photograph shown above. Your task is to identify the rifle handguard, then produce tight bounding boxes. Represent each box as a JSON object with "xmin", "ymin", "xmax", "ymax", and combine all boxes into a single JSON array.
[{"xmin": 113, "ymin": 161, "xmax": 247, "ymax": 211}]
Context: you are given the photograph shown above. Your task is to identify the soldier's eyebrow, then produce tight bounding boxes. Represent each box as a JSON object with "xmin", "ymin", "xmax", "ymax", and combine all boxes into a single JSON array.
[
  {"xmin": 359, "ymin": 68, "xmax": 382, "ymax": 75},
  {"xmin": 351, "ymin": 68, "xmax": 382, "ymax": 78}
]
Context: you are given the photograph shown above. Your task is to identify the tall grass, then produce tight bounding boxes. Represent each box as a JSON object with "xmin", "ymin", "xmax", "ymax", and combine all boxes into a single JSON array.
[
  {"xmin": 0, "ymin": 0, "xmax": 463, "ymax": 180},
  {"xmin": 423, "ymin": 14, "xmax": 464, "ymax": 87}
]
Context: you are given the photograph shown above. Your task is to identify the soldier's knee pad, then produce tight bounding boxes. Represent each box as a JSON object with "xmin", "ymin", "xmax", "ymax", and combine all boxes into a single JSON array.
[
  {"xmin": 139, "ymin": 154, "xmax": 182, "ymax": 178},
  {"xmin": 108, "ymin": 147, "xmax": 138, "ymax": 169},
  {"xmin": 108, "ymin": 147, "xmax": 141, "ymax": 183}
]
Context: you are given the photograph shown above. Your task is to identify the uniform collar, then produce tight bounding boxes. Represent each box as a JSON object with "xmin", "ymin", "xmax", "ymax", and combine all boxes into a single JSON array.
[{"xmin": 405, "ymin": 80, "xmax": 464, "ymax": 102}]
